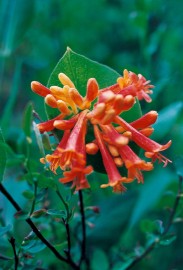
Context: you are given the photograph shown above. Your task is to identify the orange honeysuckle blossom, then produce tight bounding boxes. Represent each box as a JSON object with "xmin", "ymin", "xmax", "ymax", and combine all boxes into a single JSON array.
[
  {"xmin": 114, "ymin": 116, "xmax": 172, "ymax": 167},
  {"xmin": 101, "ymin": 69, "xmax": 154, "ymax": 103},
  {"xmin": 31, "ymin": 70, "xmax": 171, "ymax": 192},
  {"xmin": 93, "ymin": 125, "xmax": 132, "ymax": 192}
]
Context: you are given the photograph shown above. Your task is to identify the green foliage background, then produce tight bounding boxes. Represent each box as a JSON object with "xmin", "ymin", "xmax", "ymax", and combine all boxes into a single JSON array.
[{"xmin": 0, "ymin": 0, "xmax": 183, "ymax": 269}]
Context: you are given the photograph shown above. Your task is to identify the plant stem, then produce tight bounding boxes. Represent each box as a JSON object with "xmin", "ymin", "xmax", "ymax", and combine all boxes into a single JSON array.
[
  {"xmin": 125, "ymin": 176, "xmax": 183, "ymax": 270},
  {"xmin": 0, "ymin": 183, "xmax": 21, "ymax": 211},
  {"xmin": 29, "ymin": 181, "xmax": 38, "ymax": 216},
  {"xmin": 8, "ymin": 237, "xmax": 19, "ymax": 270},
  {"xmin": 163, "ymin": 175, "xmax": 183, "ymax": 235},
  {"xmin": 56, "ymin": 189, "xmax": 70, "ymax": 222},
  {"xmin": 56, "ymin": 189, "xmax": 72, "ymax": 260},
  {"xmin": 0, "ymin": 183, "xmax": 79, "ymax": 270},
  {"xmin": 64, "ymin": 221, "xmax": 71, "ymax": 260},
  {"xmin": 78, "ymin": 190, "xmax": 87, "ymax": 266}
]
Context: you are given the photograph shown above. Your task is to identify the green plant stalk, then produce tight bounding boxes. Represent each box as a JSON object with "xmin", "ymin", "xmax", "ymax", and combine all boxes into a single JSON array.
[
  {"xmin": 163, "ymin": 175, "xmax": 183, "ymax": 235},
  {"xmin": 78, "ymin": 190, "xmax": 87, "ymax": 266},
  {"xmin": 56, "ymin": 189, "xmax": 70, "ymax": 222},
  {"xmin": 8, "ymin": 237, "xmax": 19, "ymax": 270},
  {"xmin": 56, "ymin": 189, "xmax": 72, "ymax": 259},
  {"xmin": 29, "ymin": 181, "xmax": 38, "ymax": 216}
]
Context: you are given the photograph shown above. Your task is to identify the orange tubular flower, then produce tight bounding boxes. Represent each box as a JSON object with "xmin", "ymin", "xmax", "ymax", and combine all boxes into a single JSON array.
[
  {"xmin": 101, "ymin": 69, "xmax": 154, "ymax": 102},
  {"xmin": 60, "ymin": 132, "xmax": 93, "ymax": 190},
  {"xmin": 31, "ymin": 67, "xmax": 171, "ymax": 193},
  {"xmin": 41, "ymin": 130, "xmax": 71, "ymax": 173},
  {"xmin": 117, "ymin": 70, "xmax": 154, "ymax": 102},
  {"xmin": 54, "ymin": 110, "xmax": 88, "ymax": 170},
  {"xmin": 118, "ymin": 145, "xmax": 153, "ymax": 183},
  {"xmin": 37, "ymin": 114, "xmax": 65, "ymax": 133},
  {"xmin": 60, "ymin": 165, "xmax": 93, "ymax": 191},
  {"xmin": 114, "ymin": 116, "xmax": 172, "ymax": 166},
  {"xmin": 93, "ymin": 125, "xmax": 132, "ymax": 192}
]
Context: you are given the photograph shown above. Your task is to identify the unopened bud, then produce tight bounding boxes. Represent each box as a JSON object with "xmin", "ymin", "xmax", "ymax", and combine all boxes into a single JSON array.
[
  {"xmin": 86, "ymin": 142, "xmax": 99, "ymax": 155},
  {"xmin": 108, "ymin": 145, "xmax": 119, "ymax": 157},
  {"xmin": 31, "ymin": 209, "xmax": 47, "ymax": 218},
  {"xmin": 57, "ymin": 100, "xmax": 71, "ymax": 115},
  {"xmin": 69, "ymin": 88, "xmax": 83, "ymax": 107},
  {"xmin": 58, "ymin": 73, "xmax": 75, "ymax": 88},
  {"xmin": 45, "ymin": 94, "xmax": 57, "ymax": 108},
  {"xmin": 31, "ymin": 81, "xmax": 50, "ymax": 97},
  {"xmin": 114, "ymin": 157, "xmax": 123, "ymax": 167},
  {"xmin": 86, "ymin": 78, "xmax": 99, "ymax": 102}
]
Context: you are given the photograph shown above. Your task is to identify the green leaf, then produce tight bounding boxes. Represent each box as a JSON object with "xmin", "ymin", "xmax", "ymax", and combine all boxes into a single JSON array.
[
  {"xmin": 32, "ymin": 121, "xmax": 45, "ymax": 157},
  {"xmin": 42, "ymin": 132, "xmax": 53, "ymax": 150},
  {"xmin": 22, "ymin": 190, "xmax": 34, "ymax": 200},
  {"xmin": 37, "ymin": 175, "xmax": 57, "ymax": 190},
  {"xmin": 0, "ymin": 224, "xmax": 12, "ymax": 237},
  {"xmin": 22, "ymin": 230, "xmax": 46, "ymax": 253},
  {"xmin": 112, "ymin": 259, "xmax": 134, "ymax": 270},
  {"xmin": 140, "ymin": 219, "xmax": 164, "ymax": 234},
  {"xmin": 160, "ymin": 234, "xmax": 176, "ymax": 246},
  {"xmin": 152, "ymin": 101, "xmax": 183, "ymax": 141},
  {"xmin": 48, "ymin": 48, "xmax": 118, "ymax": 98},
  {"xmin": 22, "ymin": 239, "xmax": 46, "ymax": 253},
  {"xmin": 22, "ymin": 102, "xmax": 33, "ymax": 141},
  {"xmin": 0, "ymin": 128, "xmax": 7, "ymax": 183},
  {"xmin": 46, "ymin": 209, "xmax": 66, "ymax": 218},
  {"xmin": 140, "ymin": 219, "xmax": 157, "ymax": 233},
  {"xmin": 91, "ymin": 249, "xmax": 109, "ymax": 270}
]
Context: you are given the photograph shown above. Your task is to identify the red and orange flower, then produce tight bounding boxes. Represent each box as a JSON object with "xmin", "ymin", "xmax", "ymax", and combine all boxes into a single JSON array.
[{"xmin": 31, "ymin": 69, "xmax": 171, "ymax": 192}]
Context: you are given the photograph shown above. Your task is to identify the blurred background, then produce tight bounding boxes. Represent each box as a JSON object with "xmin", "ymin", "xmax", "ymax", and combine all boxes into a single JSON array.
[{"xmin": 0, "ymin": 0, "xmax": 183, "ymax": 269}]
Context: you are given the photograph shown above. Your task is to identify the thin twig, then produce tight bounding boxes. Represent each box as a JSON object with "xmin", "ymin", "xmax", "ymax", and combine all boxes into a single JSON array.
[
  {"xmin": 8, "ymin": 237, "xmax": 19, "ymax": 270},
  {"xmin": 163, "ymin": 175, "xmax": 183, "ymax": 235},
  {"xmin": 29, "ymin": 181, "xmax": 38, "ymax": 216},
  {"xmin": 56, "ymin": 189, "xmax": 72, "ymax": 260},
  {"xmin": 0, "ymin": 183, "xmax": 79, "ymax": 270},
  {"xmin": 56, "ymin": 189, "xmax": 70, "ymax": 222},
  {"xmin": 64, "ymin": 221, "xmax": 72, "ymax": 260},
  {"xmin": 78, "ymin": 190, "xmax": 87, "ymax": 266},
  {"xmin": 125, "ymin": 176, "xmax": 183, "ymax": 270}
]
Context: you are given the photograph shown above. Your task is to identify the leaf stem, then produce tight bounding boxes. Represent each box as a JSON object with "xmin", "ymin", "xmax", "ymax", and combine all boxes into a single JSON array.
[
  {"xmin": 78, "ymin": 190, "xmax": 87, "ymax": 266},
  {"xmin": 29, "ymin": 181, "xmax": 38, "ymax": 216},
  {"xmin": 56, "ymin": 189, "xmax": 72, "ymax": 259},
  {"xmin": 64, "ymin": 221, "xmax": 72, "ymax": 260},
  {"xmin": 163, "ymin": 175, "xmax": 183, "ymax": 235},
  {"xmin": 56, "ymin": 189, "xmax": 70, "ymax": 222},
  {"xmin": 8, "ymin": 237, "xmax": 19, "ymax": 270}
]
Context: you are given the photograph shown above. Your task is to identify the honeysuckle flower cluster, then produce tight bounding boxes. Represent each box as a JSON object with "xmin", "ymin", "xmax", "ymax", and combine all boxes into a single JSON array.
[{"xmin": 31, "ymin": 69, "xmax": 171, "ymax": 192}]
